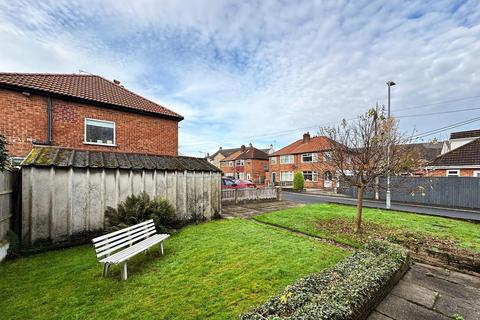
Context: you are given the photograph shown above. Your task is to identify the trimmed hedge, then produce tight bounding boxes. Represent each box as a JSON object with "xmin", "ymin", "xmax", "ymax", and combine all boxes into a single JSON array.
[{"xmin": 241, "ymin": 241, "xmax": 409, "ymax": 320}]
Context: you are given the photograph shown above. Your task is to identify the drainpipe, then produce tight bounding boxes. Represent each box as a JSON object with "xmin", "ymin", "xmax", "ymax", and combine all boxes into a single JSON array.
[{"xmin": 47, "ymin": 97, "xmax": 53, "ymax": 144}]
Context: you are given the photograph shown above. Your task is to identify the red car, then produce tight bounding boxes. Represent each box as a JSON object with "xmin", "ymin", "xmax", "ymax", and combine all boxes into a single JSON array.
[{"xmin": 221, "ymin": 177, "xmax": 256, "ymax": 189}]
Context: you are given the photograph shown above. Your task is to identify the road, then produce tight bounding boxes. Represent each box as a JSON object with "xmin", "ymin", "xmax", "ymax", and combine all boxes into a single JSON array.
[{"xmin": 282, "ymin": 191, "xmax": 480, "ymax": 222}]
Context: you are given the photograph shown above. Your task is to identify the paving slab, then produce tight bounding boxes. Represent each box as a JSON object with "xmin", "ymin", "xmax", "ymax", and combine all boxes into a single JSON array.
[
  {"xmin": 221, "ymin": 200, "xmax": 300, "ymax": 219},
  {"xmin": 369, "ymin": 263, "xmax": 480, "ymax": 320}
]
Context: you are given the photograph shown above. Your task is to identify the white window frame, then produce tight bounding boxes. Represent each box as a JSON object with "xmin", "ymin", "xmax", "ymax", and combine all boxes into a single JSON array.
[
  {"xmin": 246, "ymin": 173, "xmax": 251, "ymax": 181},
  {"xmin": 235, "ymin": 159, "xmax": 245, "ymax": 166},
  {"xmin": 303, "ymin": 171, "xmax": 318, "ymax": 182},
  {"xmin": 280, "ymin": 155, "xmax": 294, "ymax": 164},
  {"xmin": 270, "ymin": 157, "xmax": 277, "ymax": 164},
  {"xmin": 324, "ymin": 152, "xmax": 332, "ymax": 162},
  {"xmin": 84, "ymin": 118, "xmax": 116, "ymax": 146},
  {"xmin": 474, "ymin": 171, "xmax": 480, "ymax": 177},
  {"xmin": 280, "ymin": 171, "xmax": 294, "ymax": 181},
  {"xmin": 446, "ymin": 170, "xmax": 460, "ymax": 177},
  {"xmin": 228, "ymin": 161, "xmax": 234, "ymax": 167},
  {"xmin": 301, "ymin": 153, "xmax": 314, "ymax": 163}
]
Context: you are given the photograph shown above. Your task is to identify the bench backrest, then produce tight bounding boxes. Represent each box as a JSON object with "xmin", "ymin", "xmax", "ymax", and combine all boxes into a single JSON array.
[{"xmin": 92, "ymin": 220, "xmax": 157, "ymax": 259}]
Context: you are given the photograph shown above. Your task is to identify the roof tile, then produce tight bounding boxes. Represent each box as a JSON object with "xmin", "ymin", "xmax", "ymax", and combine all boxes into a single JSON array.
[{"xmin": 0, "ymin": 73, "xmax": 182, "ymax": 120}]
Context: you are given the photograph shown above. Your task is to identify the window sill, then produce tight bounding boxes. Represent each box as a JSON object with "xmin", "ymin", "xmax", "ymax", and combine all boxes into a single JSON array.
[{"xmin": 83, "ymin": 142, "xmax": 117, "ymax": 147}]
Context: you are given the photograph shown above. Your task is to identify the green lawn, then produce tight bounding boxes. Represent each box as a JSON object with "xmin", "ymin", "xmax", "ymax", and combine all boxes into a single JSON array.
[
  {"xmin": 254, "ymin": 204, "xmax": 480, "ymax": 253},
  {"xmin": 0, "ymin": 219, "xmax": 347, "ymax": 320}
]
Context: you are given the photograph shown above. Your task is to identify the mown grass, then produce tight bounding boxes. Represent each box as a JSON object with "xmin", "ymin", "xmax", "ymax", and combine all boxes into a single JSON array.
[
  {"xmin": 254, "ymin": 204, "xmax": 480, "ymax": 253},
  {"xmin": 0, "ymin": 219, "xmax": 347, "ymax": 320}
]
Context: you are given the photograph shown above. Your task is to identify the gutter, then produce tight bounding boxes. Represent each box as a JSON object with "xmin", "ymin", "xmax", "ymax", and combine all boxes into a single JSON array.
[{"xmin": 33, "ymin": 96, "xmax": 54, "ymax": 146}]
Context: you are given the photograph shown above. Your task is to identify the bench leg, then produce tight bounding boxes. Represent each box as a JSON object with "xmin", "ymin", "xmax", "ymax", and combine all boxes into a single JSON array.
[
  {"xmin": 103, "ymin": 263, "xmax": 110, "ymax": 277},
  {"xmin": 121, "ymin": 263, "xmax": 128, "ymax": 281},
  {"xmin": 160, "ymin": 242, "xmax": 164, "ymax": 255}
]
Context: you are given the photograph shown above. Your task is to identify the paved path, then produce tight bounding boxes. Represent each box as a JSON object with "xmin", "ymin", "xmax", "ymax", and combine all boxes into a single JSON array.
[
  {"xmin": 283, "ymin": 191, "xmax": 480, "ymax": 221},
  {"xmin": 221, "ymin": 200, "xmax": 301, "ymax": 219},
  {"xmin": 369, "ymin": 263, "xmax": 480, "ymax": 320}
]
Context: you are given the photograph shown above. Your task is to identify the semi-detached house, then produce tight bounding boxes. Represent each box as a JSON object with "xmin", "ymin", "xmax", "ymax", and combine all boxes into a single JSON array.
[
  {"xmin": 0, "ymin": 73, "xmax": 183, "ymax": 162},
  {"xmin": 266, "ymin": 132, "xmax": 336, "ymax": 189},
  {"xmin": 219, "ymin": 144, "xmax": 269, "ymax": 183}
]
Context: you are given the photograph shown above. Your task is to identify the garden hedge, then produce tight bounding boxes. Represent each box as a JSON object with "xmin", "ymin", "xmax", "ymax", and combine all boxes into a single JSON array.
[{"xmin": 241, "ymin": 241, "xmax": 410, "ymax": 320}]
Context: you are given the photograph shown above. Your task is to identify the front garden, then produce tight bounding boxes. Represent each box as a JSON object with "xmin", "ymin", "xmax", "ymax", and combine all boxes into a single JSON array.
[
  {"xmin": 255, "ymin": 204, "xmax": 480, "ymax": 271},
  {"xmin": 0, "ymin": 219, "xmax": 347, "ymax": 320}
]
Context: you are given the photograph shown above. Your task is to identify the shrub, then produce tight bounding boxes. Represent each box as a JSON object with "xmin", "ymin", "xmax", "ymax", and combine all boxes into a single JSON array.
[
  {"xmin": 105, "ymin": 192, "xmax": 177, "ymax": 233},
  {"xmin": 293, "ymin": 171, "xmax": 304, "ymax": 191},
  {"xmin": 0, "ymin": 134, "xmax": 9, "ymax": 171},
  {"xmin": 241, "ymin": 241, "xmax": 409, "ymax": 320}
]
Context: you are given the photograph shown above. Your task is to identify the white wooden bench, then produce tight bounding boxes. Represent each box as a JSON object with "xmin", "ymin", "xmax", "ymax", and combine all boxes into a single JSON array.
[{"xmin": 92, "ymin": 220, "xmax": 169, "ymax": 280}]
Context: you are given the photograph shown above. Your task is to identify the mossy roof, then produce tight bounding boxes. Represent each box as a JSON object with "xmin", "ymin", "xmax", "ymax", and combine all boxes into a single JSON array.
[{"xmin": 22, "ymin": 147, "xmax": 221, "ymax": 172}]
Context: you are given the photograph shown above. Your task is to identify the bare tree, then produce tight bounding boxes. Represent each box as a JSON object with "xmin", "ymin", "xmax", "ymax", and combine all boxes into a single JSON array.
[{"xmin": 321, "ymin": 107, "xmax": 418, "ymax": 232}]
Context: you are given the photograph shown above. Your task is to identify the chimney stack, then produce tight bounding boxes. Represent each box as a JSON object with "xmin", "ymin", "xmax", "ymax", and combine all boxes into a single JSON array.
[
  {"xmin": 249, "ymin": 142, "xmax": 253, "ymax": 148},
  {"xmin": 241, "ymin": 145, "xmax": 246, "ymax": 152},
  {"xmin": 219, "ymin": 146, "xmax": 222, "ymax": 150},
  {"xmin": 303, "ymin": 132, "xmax": 311, "ymax": 143},
  {"xmin": 113, "ymin": 79, "xmax": 121, "ymax": 85}
]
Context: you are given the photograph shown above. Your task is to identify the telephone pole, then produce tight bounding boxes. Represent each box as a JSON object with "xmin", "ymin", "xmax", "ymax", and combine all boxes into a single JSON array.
[{"xmin": 386, "ymin": 81, "xmax": 396, "ymax": 209}]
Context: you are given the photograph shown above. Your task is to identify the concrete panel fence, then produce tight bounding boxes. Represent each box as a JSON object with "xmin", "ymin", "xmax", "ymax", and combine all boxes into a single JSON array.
[
  {"xmin": 21, "ymin": 167, "xmax": 222, "ymax": 246},
  {"xmin": 339, "ymin": 176, "xmax": 480, "ymax": 210}
]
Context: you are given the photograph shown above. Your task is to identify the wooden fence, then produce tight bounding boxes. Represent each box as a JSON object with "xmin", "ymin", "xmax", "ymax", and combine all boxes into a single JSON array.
[
  {"xmin": 221, "ymin": 187, "xmax": 280, "ymax": 203},
  {"xmin": 0, "ymin": 170, "xmax": 15, "ymax": 261},
  {"xmin": 339, "ymin": 176, "xmax": 480, "ymax": 210}
]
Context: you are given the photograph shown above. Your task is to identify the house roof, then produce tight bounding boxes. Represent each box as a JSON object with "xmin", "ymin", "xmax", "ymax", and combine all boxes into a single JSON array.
[
  {"xmin": 400, "ymin": 142, "xmax": 443, "ymax": 162},
  {"xmin": 208, "ymin": 146, "xmax": 271, "ymax": 160},
  {"xmin": 428, "ymin": 138, "xmax": 480, "ymax": 167},
  {"xmin": 220, "ymin": 146, "xmax": 269, "ymax": 161},
  {"xmin": 271, "ymin": 136, "xmax": 334, "ymax": 156},
  {"xmin": 450, "ymin": 129, "xmax": 480, "ymax": 139},
  {"xmin": 22, "ymin": 146, "xmax": 221, "ymax": 172},
  {"xmin": 0, "ymin": 73, "xmax": 183, "ymax": 120}
]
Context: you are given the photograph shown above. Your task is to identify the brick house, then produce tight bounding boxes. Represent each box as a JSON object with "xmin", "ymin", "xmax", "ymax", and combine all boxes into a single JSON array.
[
  {"xmin": 207, "ymin": 145, "xmax": 274, "ymax": 169},
  {"xmin": 0, "ymin": 73, "xmax": 183, "ymax": 162},
  {"xmin": 426, "ymin": 130, "xmax": 480, "ymax": 177},
  {"xmin": 219, "ymin": 144, "xmax": 269, "ymax": 183},
  {"xmin": 266, "ymin": 132, "xmax": 336, "ymax": 189}
]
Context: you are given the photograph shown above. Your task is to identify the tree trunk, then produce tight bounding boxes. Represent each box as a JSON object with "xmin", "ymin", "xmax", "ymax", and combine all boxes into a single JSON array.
[{"xmin": 354, "ymin": 185, "xmax": 365, "ymax": 233}]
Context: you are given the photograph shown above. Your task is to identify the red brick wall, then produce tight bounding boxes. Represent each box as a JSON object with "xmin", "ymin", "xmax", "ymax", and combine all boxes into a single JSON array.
[
  {"xmin": 266, "ymin": 153, "xmax": 336, "ymax": 188},
  {"xmin": 0, "ymin": 88, "xmax": 179, "ymax": 157},
  {"xmin": 427, "ymin": 169, "xmax": 478, "ymax": 177}
]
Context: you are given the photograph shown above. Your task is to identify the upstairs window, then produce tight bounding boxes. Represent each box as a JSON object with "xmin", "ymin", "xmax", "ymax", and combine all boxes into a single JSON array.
[
  {"xmin": 228, "ymin": 161, "xmax": 234, "ymax": 167},
  {"xmin": 301, "ymin": 153, "xmax": 317, "ymax": 163},
  {"xmin": 271, "ymin": 157, "xmax": 277, "ymax": 164},
  {"xmin": 235, "ymin": 159, "xmax": 245, "ymax": 166},
  {"xmin": 84, "ymin": 118, "xmax": 115, "ymax": 146},
  {"xmin": 280, "ymin": 155, "xmax": 294, "ymax": 164},
  {"xmin": 324, "ymin": 152, "xmax": 332, "ymax": 162}
]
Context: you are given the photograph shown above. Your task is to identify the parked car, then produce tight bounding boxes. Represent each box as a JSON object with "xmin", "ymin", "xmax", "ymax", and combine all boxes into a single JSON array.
[{"xmin": 221, "ymin": 177, "xmax": 256, "ymax": 189}]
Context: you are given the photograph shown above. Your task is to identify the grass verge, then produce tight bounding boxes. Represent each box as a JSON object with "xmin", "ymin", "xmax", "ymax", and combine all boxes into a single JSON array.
[{"xmin": 254, "ymin": 204, "xmax": 480, "ymax": 254}]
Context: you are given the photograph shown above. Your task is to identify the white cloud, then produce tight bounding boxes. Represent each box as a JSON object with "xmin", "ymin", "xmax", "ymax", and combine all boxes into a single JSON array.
[{"xmin": 0, "ymin": 0, "xmax": 479, "ymax": 155}]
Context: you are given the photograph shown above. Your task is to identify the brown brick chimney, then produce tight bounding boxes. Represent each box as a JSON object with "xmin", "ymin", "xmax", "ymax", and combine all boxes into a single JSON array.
[
  {"xmin": 302, "ymin": 132, "xmax": 311, "ymax": 143},
  {"xmin": 240, "ymin": 144, "xmax": 246, "ymax": 152}
]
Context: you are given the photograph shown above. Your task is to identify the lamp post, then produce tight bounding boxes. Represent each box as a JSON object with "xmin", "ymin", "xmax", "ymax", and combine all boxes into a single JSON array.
[{"xmin": 386, "ymin": 81, "xmax": 396, "ymax": 209}]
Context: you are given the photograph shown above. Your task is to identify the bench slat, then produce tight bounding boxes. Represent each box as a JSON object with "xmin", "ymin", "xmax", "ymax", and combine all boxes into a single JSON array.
[
  {"xmin": 92, "ymin": 220, "xmax": 154, "ymax": 243},
  {"xmin": 100, "ymin": 234, "xmax": 170, "ymax": 264},
  {"xmin": 94, "ymin": 224, "xmax": 155, "ymax": 250},
  {"xmin": 96, "ymin": 229, "xmax": 158, "ymax": 258}
]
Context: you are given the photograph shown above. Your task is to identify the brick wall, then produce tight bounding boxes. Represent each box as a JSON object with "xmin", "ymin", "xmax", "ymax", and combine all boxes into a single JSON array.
[{"xmin": 0, "ymin": 88, "xmax": 179, "ymax": 157}]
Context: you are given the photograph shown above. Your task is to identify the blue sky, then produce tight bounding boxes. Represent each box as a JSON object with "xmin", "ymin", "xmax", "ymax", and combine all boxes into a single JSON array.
[{"xmin": 0, "ymin": 0, "xmax": 479, "ymax": 156}]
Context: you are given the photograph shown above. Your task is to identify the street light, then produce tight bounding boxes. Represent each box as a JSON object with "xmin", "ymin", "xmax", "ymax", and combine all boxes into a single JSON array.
[{"xmin": 386, "ymin": 81, "xmax": 396, "ymax": 209}]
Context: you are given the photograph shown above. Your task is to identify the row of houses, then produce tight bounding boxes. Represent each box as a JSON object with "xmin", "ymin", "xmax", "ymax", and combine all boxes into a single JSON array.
[{"xmin": 208, "ymin": 129, "xmax": 480, "ymax": 189}]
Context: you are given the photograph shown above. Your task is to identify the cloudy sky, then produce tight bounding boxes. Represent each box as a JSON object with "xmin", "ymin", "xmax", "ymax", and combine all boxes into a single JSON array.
[{"xmin": 0, "ymin": 0, "xmax": 479, "ymax": 156}]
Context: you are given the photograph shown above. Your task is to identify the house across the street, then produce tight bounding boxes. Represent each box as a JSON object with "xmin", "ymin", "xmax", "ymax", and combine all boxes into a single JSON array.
[
  {"xmin": 426, "ymin": 129, "xmax": 480, "ymax": 177},
  {"xmin": 219, "ymin": 144, "xmax": 269, "ymax": 183},
  {"xmin": 266, "ymin": 132, "xmax": 336, "ymax": 189},
  {"xmin": 0, "ymin": 72, "xmax": 183, "ymax": 164},
  {"xmin": 207, "ymin": 144, "xmax": 274, "ymax": 169}
]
